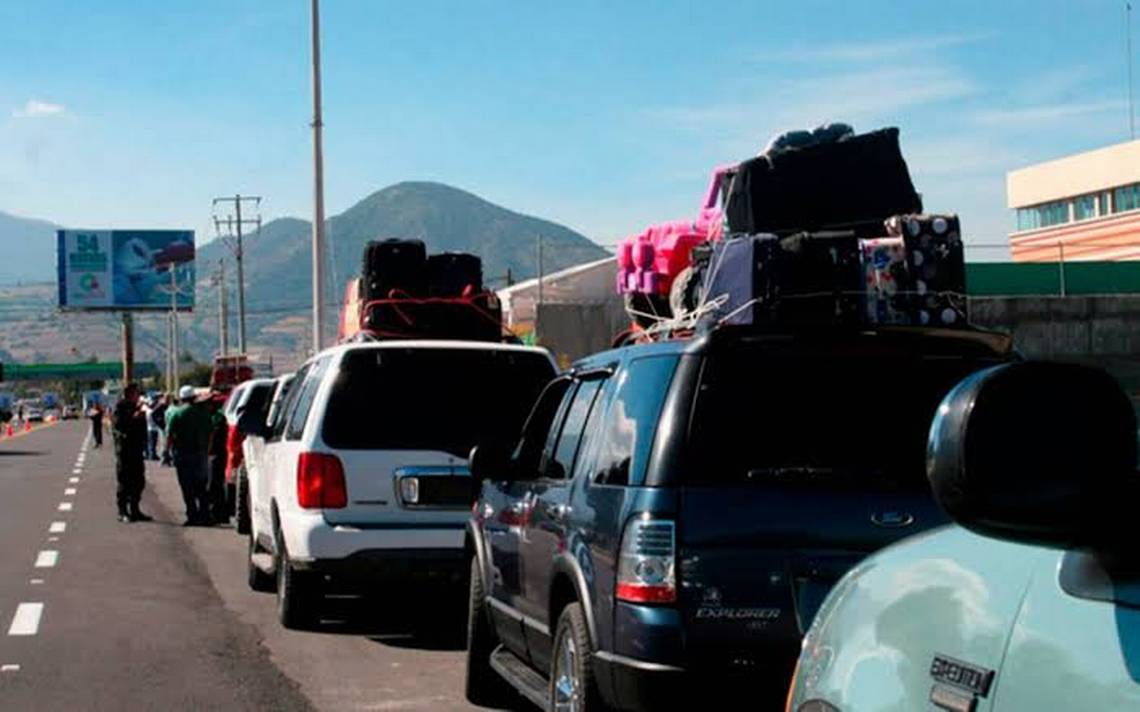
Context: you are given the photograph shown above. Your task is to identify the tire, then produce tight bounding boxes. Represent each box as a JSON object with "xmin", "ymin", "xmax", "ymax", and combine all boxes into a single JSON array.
[
  {"xmin": 464, "ymin": 557, "xmax": 515, "ymax": 707},
  {"xmin": 247, "ymin": 526, "xmax": 275, "ymax": 593},
  {"xmin": 550, "ymin": 602, "xmax": 608, "ymax": 712},
  {"xmin": 668, "ymin": 266, "xmax": 702, "ymax": 319},
  {"xmin": 235, "ymin": 468, "xmax": 251, "ymax": 535},
  {"xmin": 275, "ymin": 532, "xmax": 318, "ymax": 630}
]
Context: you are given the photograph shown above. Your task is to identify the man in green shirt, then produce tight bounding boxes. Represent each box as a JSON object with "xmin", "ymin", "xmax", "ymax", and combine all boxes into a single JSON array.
[{"xmin": 166, "ymin": 385, "xmax": 213, "ymax": 526}]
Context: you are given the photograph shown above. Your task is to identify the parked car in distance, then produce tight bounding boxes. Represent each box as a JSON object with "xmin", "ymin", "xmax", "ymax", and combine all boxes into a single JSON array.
[
  {"xmin": 223, "ymin": 378, "xmax": 277, "ymax": 535},
  {"xmin": 464, "ymin": 325, "xmax": 1015, "ymax": 711},
  {"xmin": 245, "ymin": 340, "xmax": 557, "ymax": 629},
  {"xmin": 24, "ymin": 404, "xmax": 45, "ymax": 422},
  {"xmin": 61, "ymin": 405, "xmax": 80, "ymax": 420},
  {"xmin": 786, "ymin": 361, "xmax": 1140, "ymax": 712}
]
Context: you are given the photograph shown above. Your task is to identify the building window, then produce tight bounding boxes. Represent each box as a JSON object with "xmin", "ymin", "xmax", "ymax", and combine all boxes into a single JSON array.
[
  {"xmin": 1073, "ymin": 194, "xmax": 1096, "ymax": 221},
  {"xmin": 1114, "ymin": 183, "xmax": 1140, "ymax": 213},
  {"xmin": 1100, "ymin": 191, "xmax": 1112, "ymax": 216},
  {"xmin": 1016, "ymin": 199, "xmax": 1071, "ymax": 231}
]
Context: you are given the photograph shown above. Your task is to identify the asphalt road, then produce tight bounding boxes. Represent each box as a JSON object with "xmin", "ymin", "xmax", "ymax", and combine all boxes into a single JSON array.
[{"xmin": 0, "ymin": 421, "xmax": 503, "ymax": 711}]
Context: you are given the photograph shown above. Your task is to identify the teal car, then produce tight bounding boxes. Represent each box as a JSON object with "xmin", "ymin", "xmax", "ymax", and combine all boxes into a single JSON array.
[{"xmin": 787, "ymin": 361, "xmax": 1140, "ymax": 712}]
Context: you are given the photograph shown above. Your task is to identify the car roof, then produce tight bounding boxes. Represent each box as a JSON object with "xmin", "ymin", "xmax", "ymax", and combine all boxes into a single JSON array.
[{"xmin": 302, "ymin": 339, "xmax": 557, "ymax": 369}]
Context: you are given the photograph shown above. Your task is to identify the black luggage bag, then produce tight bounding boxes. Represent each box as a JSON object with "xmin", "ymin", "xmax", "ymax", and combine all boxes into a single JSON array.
[
  {"xmin": 724, "ymin": 127, "xmax": 923, "ymax": 235},
  {"xmin": 427, "ymin": 252, "xmax": 484, "ymax": 297},
  {"xmin": 362, "ymin": 239, "xmax": 427, "ymax": 300}
]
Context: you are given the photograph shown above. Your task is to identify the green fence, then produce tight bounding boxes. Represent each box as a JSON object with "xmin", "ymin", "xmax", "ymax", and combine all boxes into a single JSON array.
[
  {"xmin": 1, "ymin": 362, "xmax": 159, "ymax": 382},
  {"xmin": 967, "ymin": 261, "xmax": 1140, "ymax": 297}
]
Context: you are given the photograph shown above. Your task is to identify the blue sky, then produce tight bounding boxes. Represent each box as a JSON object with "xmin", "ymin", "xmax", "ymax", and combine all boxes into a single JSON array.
[{"xmin": 1, "ymin": 0, "xmax": 1136, "ymax": 261}]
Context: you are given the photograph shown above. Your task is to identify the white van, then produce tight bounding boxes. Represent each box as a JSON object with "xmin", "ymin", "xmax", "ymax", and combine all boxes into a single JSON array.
[{"xmin": 246, "ymin": 340, "xmax": 556, "ymax": 629}]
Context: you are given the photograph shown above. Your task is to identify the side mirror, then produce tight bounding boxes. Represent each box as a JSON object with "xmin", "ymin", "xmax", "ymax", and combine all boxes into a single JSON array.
[
  {"xmin": 927, "ymin": 361, "xmax": 1138, "ymax": 549},
  {"xmin": 469, "ymin": 443, "xmax": 514, "ymax": 483}
]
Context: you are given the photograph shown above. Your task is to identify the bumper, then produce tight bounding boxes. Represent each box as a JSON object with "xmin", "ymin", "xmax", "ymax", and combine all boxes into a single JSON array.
[
  {"xmin": 594, "ymin": 651, "xmax": 686, "ymax": 712},
  {"xmin": 292, "ymin": 547, "xmax": 467, "ymax": 585}
]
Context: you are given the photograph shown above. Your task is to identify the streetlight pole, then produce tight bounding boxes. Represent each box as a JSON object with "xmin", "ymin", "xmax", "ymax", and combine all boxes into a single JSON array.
[{"xmin": 310, "ymin": 0, "xmax": 328, "ymax": 353}]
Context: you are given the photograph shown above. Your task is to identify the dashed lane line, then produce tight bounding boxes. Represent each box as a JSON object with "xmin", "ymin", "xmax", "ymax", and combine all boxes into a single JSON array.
[
  {"xmin": 58, "ymin": 502, "xmax": 72, "ymax": 512},
  {"xmin": 34, "ymin": 551, "xmax": 58, "ymax": 568},
  {"xmin": 29, "ymin": 580, "xmax": 43, "ymax": 586},
  {"xmin": 68, "ymin": 477, "xmax": 79, "ymax": 484},
  {"xmin": 64, "ymin": 488, "xmax": 76, "ymax": 496},
  {"xmin": 1, "ymin": 664, "xmax": 20, "ymax": 672},
  {"xmin": 8, "ymin": 604, "xmax": 44, "ymax": 636},
  {"xmin": 49, "ymin": 522, "xmax": 66, "ymax": 533}
]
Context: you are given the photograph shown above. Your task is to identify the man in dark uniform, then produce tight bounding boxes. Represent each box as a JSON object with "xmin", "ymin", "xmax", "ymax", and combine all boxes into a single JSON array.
[{"xmin": 112, "ymin": 383, "xmax": 151, "ymax": 523}]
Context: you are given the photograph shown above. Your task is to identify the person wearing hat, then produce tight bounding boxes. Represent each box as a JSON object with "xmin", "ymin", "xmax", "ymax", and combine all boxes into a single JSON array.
[
  {"xmin": 165, "ymin": 385, "xmax": 213, "ymax": 526},
  {"xmin": 112, "ymin": 383, "xmax": 151, "ymax": 523}
]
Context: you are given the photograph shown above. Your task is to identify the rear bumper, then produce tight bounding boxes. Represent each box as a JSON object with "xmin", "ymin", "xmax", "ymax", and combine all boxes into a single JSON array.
[
  {"xmin": 292, "ymin": 547, "xmax": 467, "ymax": 586},
  {"xmin": 593, "ymin": 651, "xmax": 686, "ymax": 712}
]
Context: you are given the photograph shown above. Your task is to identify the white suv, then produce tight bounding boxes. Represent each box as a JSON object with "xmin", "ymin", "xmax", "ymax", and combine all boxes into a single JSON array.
[{"xmin": 247, "ymin": 340, "xmax": 557, "ymax": 629}]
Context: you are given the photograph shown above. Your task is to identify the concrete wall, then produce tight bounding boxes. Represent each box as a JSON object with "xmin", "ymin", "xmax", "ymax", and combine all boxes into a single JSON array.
[
  {"xmin": 969, "ymin": 296, "xmax": 1140, "ymax": 358},
  {"xmin": 535, "ymin": 298, "xmax": 628, "ymax": 368}
]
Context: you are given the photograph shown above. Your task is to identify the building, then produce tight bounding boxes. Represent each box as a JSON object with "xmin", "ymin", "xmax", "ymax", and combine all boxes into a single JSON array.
[{"xmin": 1007, "ymin": 138, "xmax": 1140, "ymax": 262}]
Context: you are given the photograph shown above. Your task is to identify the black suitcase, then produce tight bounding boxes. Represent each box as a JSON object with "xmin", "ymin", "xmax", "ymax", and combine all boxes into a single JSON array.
[
  {"xmin": 724, "ymin": 127, "xmax": 923, "ymax": 235},
  {"xmin": 362, "ymin": 239, "xmax": 427, "ymax": 300},
  {"xmin": 427, "ymin": 252, "xmax": 483, "ymax": 297}
]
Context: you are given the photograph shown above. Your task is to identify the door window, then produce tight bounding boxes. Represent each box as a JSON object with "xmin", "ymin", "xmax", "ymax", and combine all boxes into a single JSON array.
[
  {"xmin": 268, "ymin": 372, "xmax": 305, "ymax": 443},
  {"xmin": 542, "ymin": 379, "xmax": 603, "ymax": 480},
  {"xmin": 514, "ymin": 377, "xmax": 573, "ymax": 477},
  {"xmin": 285, "ymin": 359, "xmax": 327, "ymax": 441},
  {"xmin": 591, "ymin": 356, "xmax": 678, "ymax": 486}
]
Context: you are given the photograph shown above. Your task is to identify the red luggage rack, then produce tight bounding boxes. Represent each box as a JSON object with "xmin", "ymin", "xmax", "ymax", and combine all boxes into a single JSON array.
[{"xmin": 352, "ymin": 288, "xmax": 521, "ymax": 344}]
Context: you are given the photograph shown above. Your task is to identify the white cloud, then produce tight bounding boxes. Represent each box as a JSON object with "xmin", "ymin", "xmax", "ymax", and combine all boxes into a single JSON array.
[
  {"xmin": 12, "ymin": 99, "xmax": 67, "ymax": 119},
  {"xmin": 973, "ymin": 100, "xmax": 1126, "ymax": 127},
  {"xmin": 754, "ymin": 33, "xmax": 989, "ymax": 64}
]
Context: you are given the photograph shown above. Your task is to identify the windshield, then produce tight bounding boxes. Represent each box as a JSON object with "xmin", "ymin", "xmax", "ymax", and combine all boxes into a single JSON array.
[
  {"xmin": 688, "ymin": 343, "xmax": 1003, "ymax": 488},
  {"xmin": 322, "ymin": 348, "xmax": 555, "ymax": 456}
]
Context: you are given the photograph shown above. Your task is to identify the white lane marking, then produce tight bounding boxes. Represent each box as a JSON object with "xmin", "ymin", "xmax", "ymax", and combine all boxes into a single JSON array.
[
  {"xmin": 8, "ymin": 603, "xmax": 43, "ymax": 636},
  {"xmin": 49, "ymin": 522, "xmax": 66, "ymax": 533},
  {"xmin": 47, "ymin": 537, "xmax": 59, "ymax": 543},
  {"xmin": 1, "ymin": 664, "xmax": 19, "ymax": 672},
  {"xmin": 58, "ymin": 502, "xmax": 72, "ymax": 512},
  {"xmin": 68, "ymin": 477, "xmax": 79, "ymax": 483},
  {"xmin": 34, "ymin": 551, "xmax": 58, "ymax": 568},
  {"xmin": 64, "ymin": 488, "xmax": 76, "ymax": 496},
  {"xmin": 29, "ymin": 579, "xmax": 44, "ymax": 585},
  {"xmin": 71, "ymin": 469, "xmax": 81, "ymax": 475}
]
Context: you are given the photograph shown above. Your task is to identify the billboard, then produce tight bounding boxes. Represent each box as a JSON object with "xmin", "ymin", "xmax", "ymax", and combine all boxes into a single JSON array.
[{"xmin": 57, "ymin": 230, "xmax": 195, "ymax": 310}]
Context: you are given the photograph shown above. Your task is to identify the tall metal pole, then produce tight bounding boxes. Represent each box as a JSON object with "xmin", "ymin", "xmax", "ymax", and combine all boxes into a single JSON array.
[
  {"xmin": 218, "ymin": 259, "xmax": 229, "ymax": 357},
  {"xmin": 121, "ymin": 312, "xmax": 134, "ymax": 385},
  {"xmin": 170, "ymin": 267, "xmax": 180, "ymax": 390},
  {"xmin": 310, "ymin": 0, "xmax": 328, "ymax": 353},
  {"xmin": 235, "ymin": 195, "xmax": 247, "ymax": 354}
]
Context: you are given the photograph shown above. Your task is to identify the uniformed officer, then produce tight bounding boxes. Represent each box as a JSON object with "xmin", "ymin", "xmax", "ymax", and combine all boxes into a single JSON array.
[{"xmin": 112, "ymin": 383, "xmax": 151, "ymax": 523}]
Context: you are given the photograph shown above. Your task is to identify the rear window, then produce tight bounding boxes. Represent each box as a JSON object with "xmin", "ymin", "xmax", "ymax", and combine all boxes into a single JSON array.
[
  {"xmin": 322, "ymin": 348, "xmax": 556, "ymax": 456},
  {"xmin": 688, "ymin": 344, "xmax": 1003, "ymax": 488}
]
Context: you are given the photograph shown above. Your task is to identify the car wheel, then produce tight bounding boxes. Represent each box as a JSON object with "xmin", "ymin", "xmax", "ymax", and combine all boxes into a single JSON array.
[
  {"xmin": 464, "ymin": 557, "xmax": 515, "ymax": 707},
  {"xmin": 247, "ymin": 526, "xmax": 274, "ymax": 593},
  {"xmin": 235, "ymin": 469, "xmax": 251, "ymax": 535},
  {"xmin": 275, "ymin": 534, "xmax": 318, "ymax": 630},
  {"xmin": 550, "ymin": 602, "xmax": 607, "ymax": 712}
]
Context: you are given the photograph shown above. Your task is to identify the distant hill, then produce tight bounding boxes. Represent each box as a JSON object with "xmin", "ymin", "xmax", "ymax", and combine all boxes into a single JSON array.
[
  {"xmin": 0, "ymin": 210, "xmax": 59, "ymax": 284},
  {"xmin": 197, "ymin": 181, "xmax": 607, "ymax": 315}
]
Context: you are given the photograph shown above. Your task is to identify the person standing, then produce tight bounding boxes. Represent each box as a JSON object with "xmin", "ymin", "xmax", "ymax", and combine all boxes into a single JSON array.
[
  {"xmin": 166, "ymin": 385, "xmax": 212, "ymax": 526},
  {"xmin": 89, "ymin": 401, "xmax": 105, "ymax": 448},
  {"xmin": 206, "ymin": 394, "xmax": 230, "ymax": 525},
  {"xmin": 112, "ymin": 384, "xmax": 151, "ymax": 523}
]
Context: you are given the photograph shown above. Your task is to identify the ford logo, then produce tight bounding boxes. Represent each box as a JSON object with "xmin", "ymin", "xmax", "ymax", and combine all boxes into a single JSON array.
[{"xmin": 871, "ymin": 511, "xmax": 915, "ymax": 528}]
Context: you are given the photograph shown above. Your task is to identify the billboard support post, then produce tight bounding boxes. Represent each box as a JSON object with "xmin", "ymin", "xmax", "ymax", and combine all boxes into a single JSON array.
[
  {"xmin": 170, "ymin": 266, "xmax": 180, "ymax": 391},
  {"xmin": 121, "ymin": 312, "xmax": 134, "ymax": 385}
]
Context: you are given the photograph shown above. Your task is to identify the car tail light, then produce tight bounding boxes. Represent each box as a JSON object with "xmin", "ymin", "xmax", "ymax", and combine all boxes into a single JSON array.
[
  {"xmin": 297, "ymin": 452, "xmax": 347, "ymax": 509},
  {"xmin": 615, "ymin": 515, "xmax": 676, "ymax": 604}
]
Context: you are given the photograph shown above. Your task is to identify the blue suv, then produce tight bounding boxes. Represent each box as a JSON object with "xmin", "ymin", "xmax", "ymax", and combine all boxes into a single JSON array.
[{"xmin": 464, "ymin": 325, "xmax": 1014, "ymax": 711}]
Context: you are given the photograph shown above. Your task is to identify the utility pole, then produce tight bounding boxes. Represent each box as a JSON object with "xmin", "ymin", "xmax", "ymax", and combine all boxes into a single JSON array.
[
  {"xmin": 310, "ymin": 0, "xmax": 328, "ymax": 354},
  {"xmin": 213, "ymin": 195, "xmax": 260, "ymax": 355},
  {"xmin": 216, "ymin": 259, "xmax": 229, "ymax": 357},
  {"xmin": 121, "ymin": 313, "xmax": 134, "ymax": 384},
  {"xmin": 169, "ymin": 267, "xmax": 180, "ymax": 391},
  {"xmin": 536, "ymin": 236, "xmax": 544, "ymax": 306}
]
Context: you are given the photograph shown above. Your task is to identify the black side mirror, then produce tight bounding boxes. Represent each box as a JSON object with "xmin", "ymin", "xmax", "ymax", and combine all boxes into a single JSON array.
[
  {"xmin": 470, "ymin": 443, "xmax": 514, "ymax": 483},
  {"xmin": 927, "ymin": 361, "xmax": 1138, "ymax": 549}
]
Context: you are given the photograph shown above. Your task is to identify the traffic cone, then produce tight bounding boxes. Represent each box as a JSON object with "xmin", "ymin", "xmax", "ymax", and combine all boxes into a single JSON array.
[
  {"xmin": 24, "ymin": 421, "xmax": 32, "ymax": 432},
  {"xmin": 4, "ymin": 423, "xmax": 12, "ymax": 437}
]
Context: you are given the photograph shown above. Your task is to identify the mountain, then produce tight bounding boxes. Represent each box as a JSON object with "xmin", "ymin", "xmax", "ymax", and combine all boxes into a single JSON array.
[
  {"xmin": 0, "ymin": 210, "xmax": 59, "ymax": 283},
  {"xmin": 197, "ymin": 181, "xmax": 607, "ymax": 315}
]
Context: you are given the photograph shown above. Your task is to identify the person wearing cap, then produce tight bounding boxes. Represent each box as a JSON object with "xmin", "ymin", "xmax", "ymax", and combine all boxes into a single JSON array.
[
  {"xmin": 165, "ymin": 385, "xmax": 213, "ymax": 526},
  {"xmin": 112, "ymin": 383, "xmax": 151, "ymax": 523}
]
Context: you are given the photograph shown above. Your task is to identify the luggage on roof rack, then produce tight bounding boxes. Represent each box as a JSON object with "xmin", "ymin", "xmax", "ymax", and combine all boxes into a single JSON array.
[
  {"xmin": 724, "ymin": 127, "xmax": 923, "ymax": 236},
  {"xmin": 362, "ymin": 239, "xmax": 427, "ymax": 300},
  {"xmin": 427, "ymin": 252, "xmax": 483, "ymax": 297}
]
